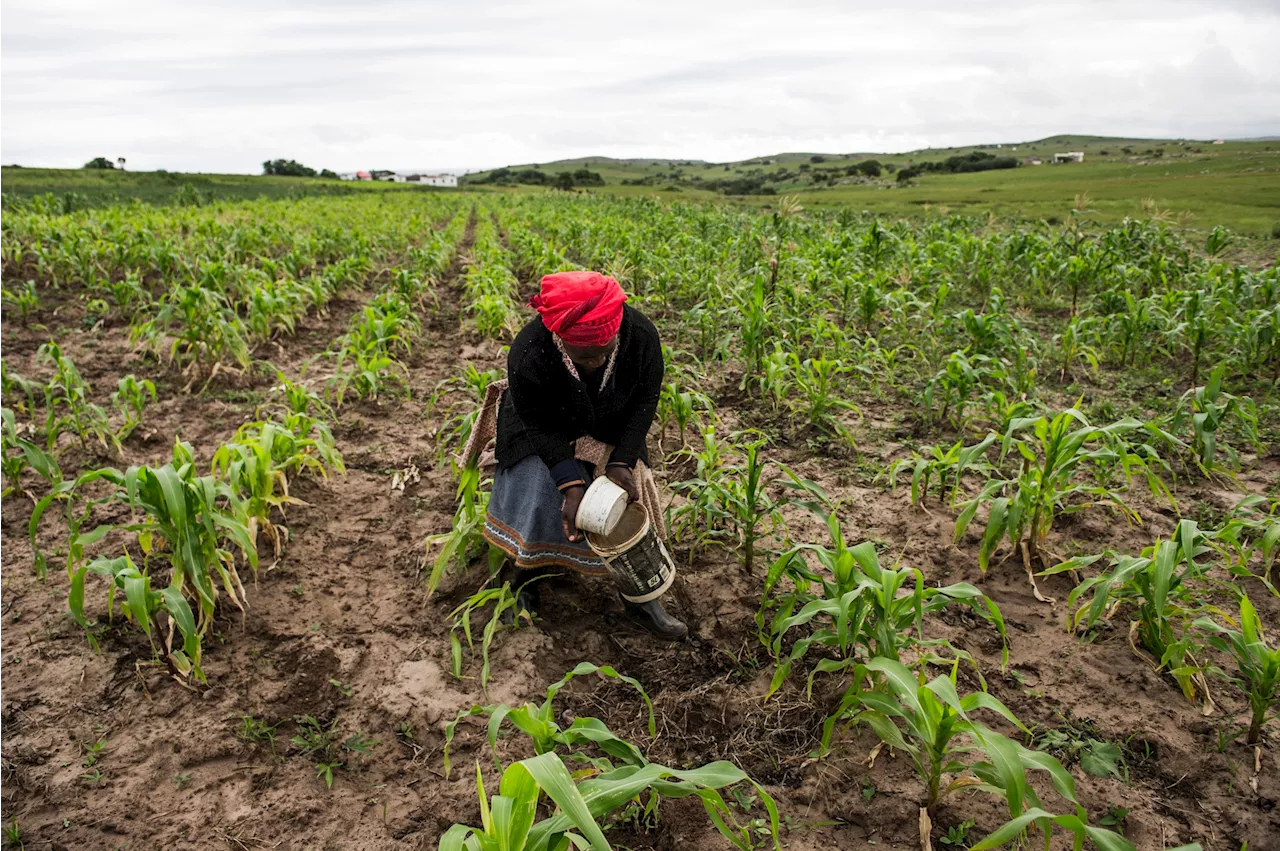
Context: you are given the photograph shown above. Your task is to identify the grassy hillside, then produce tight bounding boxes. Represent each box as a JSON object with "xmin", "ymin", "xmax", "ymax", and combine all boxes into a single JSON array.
[
  {"xmin": 0, "ymin": 167, "xmax": 437, "ymax": 209},
  {"xmin": 469, "ymin": 136, "xmax": 1280, "ymax": 236}
]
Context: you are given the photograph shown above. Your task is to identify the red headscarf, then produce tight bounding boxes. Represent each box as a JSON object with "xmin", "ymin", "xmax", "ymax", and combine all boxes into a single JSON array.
[{"xmin": 530, "ymin": 271, "xmax": 627, "ymax": 346}]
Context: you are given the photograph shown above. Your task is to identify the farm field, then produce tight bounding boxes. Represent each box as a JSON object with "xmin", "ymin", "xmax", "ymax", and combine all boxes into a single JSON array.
[{"xmin": 1, "ymin": 187, "xmax": 1278, "ymax": 851}]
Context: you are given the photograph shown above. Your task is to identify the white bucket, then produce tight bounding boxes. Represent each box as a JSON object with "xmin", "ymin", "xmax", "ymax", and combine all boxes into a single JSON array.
[
  {"xmin": 586, "ymin": 503, "xmax": 677, "ymax": 603},
  {"xmin": 575, "ymin": 477, "xmax": 629, "ymax": 536}
]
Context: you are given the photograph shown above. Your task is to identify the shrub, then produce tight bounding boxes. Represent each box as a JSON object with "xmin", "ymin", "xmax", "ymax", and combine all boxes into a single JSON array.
[
  {"xmin": 857, "ymin": 159, "xmax": 883, "ymax": 177},
  {"xmin": 263, "ymin": 159, "xmax": 320, "ymax": 177}
]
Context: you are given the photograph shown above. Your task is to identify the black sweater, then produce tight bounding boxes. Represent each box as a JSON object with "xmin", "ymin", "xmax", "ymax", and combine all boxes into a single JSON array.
[{"xmin": 496, "ymin": 304, "xmax": 664, "ymax": 488}]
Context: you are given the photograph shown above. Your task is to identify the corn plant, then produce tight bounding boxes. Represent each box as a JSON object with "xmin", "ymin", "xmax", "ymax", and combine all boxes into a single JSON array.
[
  {"xmin": 323, "ymin": 294, "xmax": 420, "ymax": 403},
  {"xmin": 1044, "ymin": 521, "xmax": 1218, "ymax": 709},
  {"xmin": 670, "ymin": 432, "xmax": 788, "ymax": 573},
  {"xmin": 1050, "ymin": 317, "xmax": 1100, "ymax": 382},
  {"xmin": 449, "ymin": 578, "xmax": 529, "ymax": 693},
  {"xmin": 1208, "ymin": 498, "xmax": 1280, "ymax": 585},
  {"xmin": 666, "ymin": 426, "xmax": 729, "ymax": 544},
  {"xmin": 1194, "ymin": 594, "xmax": 1278, "ymax": 744},
  {"xmin": 1168, "ymin": 288, "xmax": 1220, "ymax": 385},
  {"xmin": 211, "ymin": 427, "xmax": 307, "ymax": 560},
  {"xmin": 350, "ymin": 293, "xmax": 422, "ymax": 356},
  {"xmin": 656, "ymin": 379, "xmax": 713, "ymax": 452},
  {"xmin": 756, "ymin": 345, "xmax": 793, "ymax": 415},
  {"xmin": 1, "ymin": 360, "xmax": 42, "ymax": 416},
  {"xmin": 1204, "ymin": 225, "xmax": 1234, "ymax": 257},
  {"xmin": 2, "ymin": 406, "xmax": 62, "ymax": 499},
  {"xmin": 327, "ymin": 346, "xmax": 408, "ymax": 403},
  {"xmin": 36, "ymin": 342, "xmax": 118, "ymax": 453},
  {"xmin": 245, "ymin": 276, "xmax": 310, "ymax": 340},
  {"xmin": 765, "ymin": 520, "xmax": 1007, "ymax": 700},
  {"xmin": 1099, "ymin": 290, "xmax": 1154, "ymax": 369},
  {"xmin": 431, "ymin": 363, "xmax": 504, "ymax": 463},
  {"xmin": 832, "ymin": 658, "xmax": 1029, "ymax": 806},
  {"xmin": 64, "ymin": 441, "xmax": 258, "ymax": 680},
  {"xmin": 105, "ymin": 270, "xmax": 151, "ymax": 320},
  {"xmin": 1168, "ymin": 365, "xmax": 1259, "ymax": 476},
  {"xmin": 1, "ymin": 280, "xmax": 40, "ymax": 323},
  {"xmin": 737, "ymin": 275, "xmax": 772, "ymax": 391},
  {"xmin": 837, "ymin": 659, "xmax": 1133, "ymax": 851},
  {"xmin": 889, "ymin": 433, "xmax": 997, "ymax": 508},
  {"xmin": 442, "ymin": 750, "xmax": 779, "ymax": 851},
  {"xmin": 266, "ymin": 372, "xmax": 335, "ymax": 421},
  {"xmin": 789, "ymin": 354, "xmax": 859, "ymax": 440},
  {"xmin": 133, "ymin": 285, "xmax": 252, "ymax": 389},
  {"xmin": 259, "ymin": 414, "xmax": 345, "ymax": 484},
  {"xmin": 110, "ymin": 374, "xmax": 157, "ymax": 440},
  {"xmin": 425, "ymin": 462, "xmax": 498, "ymax": 596},
  {"xmin": 924, "ymin": 351, "xmax": 1005, "ymax": 433},
  {"xmin": 1, "ymin": 408, "xmax": 30, "ymax": 498},
  {"xmin": 954, "ymin": 409, "xmax": 1169, "ymax": 580},
  {"xmin": 445, "ymin": 662, "xmax": 655, "ymax": 777},
  {"xmin": 441, "ymin": 754, "xmax": 610, "ymax": 850},
  {"xmin": 69, "ymin": 551, "xmax": 200, "ymax": 675}
]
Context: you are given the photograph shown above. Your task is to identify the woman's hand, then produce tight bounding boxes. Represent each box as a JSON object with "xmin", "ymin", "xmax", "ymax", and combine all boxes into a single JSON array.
[
  {"xmin": 606, "ymin": 464, "xmax": 640, "ymax": 503},
  {"xmin": 562, "ymin": 485, "xmax": 586, "ymax": 542}
]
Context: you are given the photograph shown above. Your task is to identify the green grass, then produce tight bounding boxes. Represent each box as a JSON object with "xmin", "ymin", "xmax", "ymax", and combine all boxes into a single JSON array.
[
  {"xmin": 791, "ymin": 156, "xmax": 1280, "ymax": 235},
  {"xmin": 469, "ymin": 136, "xmax": 1280, "ymax": 236},
  {"xmin": 0, "ymin": 167, "xmax": 451, "ymax": 209}
]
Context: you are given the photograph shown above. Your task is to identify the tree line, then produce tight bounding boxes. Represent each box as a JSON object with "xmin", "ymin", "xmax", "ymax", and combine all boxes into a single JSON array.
[{"xmin": 468, "ymin": 167, "xmax": 606, "ymax": 190}]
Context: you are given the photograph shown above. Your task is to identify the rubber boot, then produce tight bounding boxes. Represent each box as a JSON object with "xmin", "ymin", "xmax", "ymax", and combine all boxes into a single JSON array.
[
  {"xmin": 623, "ymin": 596, "xmax": 688, "ymax": 641},
  {"xmin": 512, "ymin": 581, "xmax": 540, "ymax": 623},
  {"xmin": 498, "ymin": 563, "xmax": 542, "ymax": 625}
]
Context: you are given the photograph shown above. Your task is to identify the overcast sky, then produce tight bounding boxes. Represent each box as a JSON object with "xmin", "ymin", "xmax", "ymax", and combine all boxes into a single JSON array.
[{"xmin": 3, "ymin": 0, "xmax": 1278, "ymax": 174}]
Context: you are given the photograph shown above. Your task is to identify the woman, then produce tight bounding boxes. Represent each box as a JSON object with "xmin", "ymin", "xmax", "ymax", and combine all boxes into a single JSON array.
[{"xmin": 482, "ymin": 270, "xmax": 687, "ymax": 640}]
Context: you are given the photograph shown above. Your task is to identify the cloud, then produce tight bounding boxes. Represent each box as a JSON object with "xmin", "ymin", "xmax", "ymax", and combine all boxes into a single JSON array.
[{"xmin": 2, "ymin": 0, "xmax": 1277, "ymax": 172}]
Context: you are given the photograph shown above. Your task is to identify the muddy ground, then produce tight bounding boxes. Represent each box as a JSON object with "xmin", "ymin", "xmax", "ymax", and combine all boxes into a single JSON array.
[{"xmin": 2, "ymin": 221, "xmax": 1278, "ymax": 851}]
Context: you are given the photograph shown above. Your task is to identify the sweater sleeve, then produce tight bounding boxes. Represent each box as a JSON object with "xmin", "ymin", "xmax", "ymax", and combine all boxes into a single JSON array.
[
  {"xmin": 508, "ymin": 345, "xmax": 588, "ymax": 491},
  {"xmin": 608, "ymin": 332, "xmax": 664, "ymax": 468}
]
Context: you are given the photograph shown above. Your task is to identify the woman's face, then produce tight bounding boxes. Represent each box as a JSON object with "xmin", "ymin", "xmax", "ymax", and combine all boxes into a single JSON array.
[{"xmin": 562, "ymin": 335, "xmax": 619, "ymax": 372}]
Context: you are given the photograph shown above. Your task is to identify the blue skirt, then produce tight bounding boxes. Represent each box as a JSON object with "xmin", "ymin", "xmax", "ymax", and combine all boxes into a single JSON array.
[{"xmin": 483, "ymin": 455, "xmax": 608, "ymax": 575}]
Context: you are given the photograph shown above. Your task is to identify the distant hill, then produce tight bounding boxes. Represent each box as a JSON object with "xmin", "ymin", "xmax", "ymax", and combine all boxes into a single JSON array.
[
  {"xmin": 465, "ymin": 134, "xmax": 1231, "ymax": 183},
  {"xmin": 462, "ymin": 134, "xmax": 1279, "ymax": 235}
]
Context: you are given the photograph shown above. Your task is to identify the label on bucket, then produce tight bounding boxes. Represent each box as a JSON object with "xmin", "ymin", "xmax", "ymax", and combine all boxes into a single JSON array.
[{"xmin": 603, "ymin": 535, "xmax": 676, "ymax": 604}]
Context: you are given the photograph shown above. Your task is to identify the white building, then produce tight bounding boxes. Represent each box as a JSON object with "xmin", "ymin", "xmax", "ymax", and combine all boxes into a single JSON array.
[
  {"xmin": 407, "ymin": 174, "xmax": 458, "ymax": 187},
  {"xmin": 362, "ymin": 172, "xmax": 459, "ymax": 187},
  {"xmin": 1053, "ymin": 151, "xmax": 1085, "ymax": 163}
]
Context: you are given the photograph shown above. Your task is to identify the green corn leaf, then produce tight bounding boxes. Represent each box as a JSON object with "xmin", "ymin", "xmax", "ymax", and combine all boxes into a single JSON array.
[
  {"xmin": 969, "ymin": 808, "xmax": 1086, "ymax": 851},
  {"xmin": 122, "ymin": 574, "xmax": 154, "ymax": 636},
  {"xmin": 517, "ymin": 754, "xmax": 612, "ymax": 850},
  {"xmin": 69, "ymin": 565, "xmax": 89, "ymax": 628}
]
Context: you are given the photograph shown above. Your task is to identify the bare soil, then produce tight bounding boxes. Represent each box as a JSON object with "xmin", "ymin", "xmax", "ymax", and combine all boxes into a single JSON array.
[{"xmin": 2, "ymin": 237, "xmax": 1278, "ymax": 851}]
